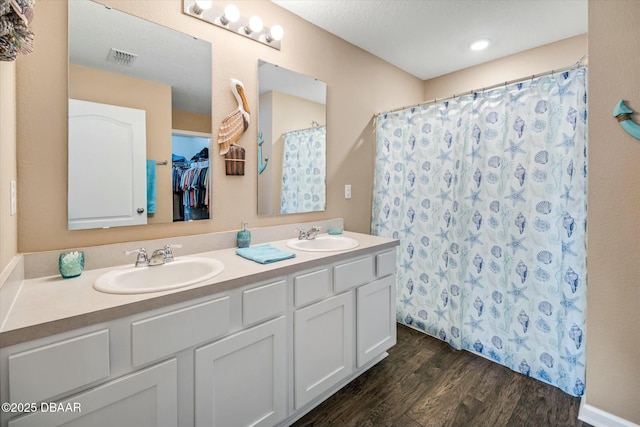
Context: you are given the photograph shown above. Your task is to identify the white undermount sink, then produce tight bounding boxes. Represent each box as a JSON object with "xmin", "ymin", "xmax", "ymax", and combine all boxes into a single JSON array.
[
  {"xmin": 286, "ymin": 235, "xmax": 359, "ymax": 252},
  {"xmin": 94, "ymin": 257, "xmax": 224, "ymax": 294}
]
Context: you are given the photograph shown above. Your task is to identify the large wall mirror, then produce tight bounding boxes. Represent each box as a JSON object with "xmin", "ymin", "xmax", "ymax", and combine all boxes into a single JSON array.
[
  {"xmin": 257, "ymin": 60, "xmax": 327, "ymax": 216},
  {"xmin": 68, "ymin": 0, "xmax": 212, "ymax": 230}
]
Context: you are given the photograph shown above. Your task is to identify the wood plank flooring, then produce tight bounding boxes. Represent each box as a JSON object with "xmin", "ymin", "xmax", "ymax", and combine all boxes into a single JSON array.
[{"xmin": 293, "ymin": 324, "xmax": 590, "ymax": 427}]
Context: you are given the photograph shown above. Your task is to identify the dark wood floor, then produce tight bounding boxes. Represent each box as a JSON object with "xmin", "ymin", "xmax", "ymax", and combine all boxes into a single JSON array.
[{"xmin": 293, "ymin": 324, "xmax": 590, "ymax": 427}]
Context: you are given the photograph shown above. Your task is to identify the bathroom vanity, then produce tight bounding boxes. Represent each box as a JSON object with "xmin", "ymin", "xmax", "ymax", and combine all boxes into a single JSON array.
[{"xmin": 0, "ymin": 229, "xmax": 398, "ymax": 427}]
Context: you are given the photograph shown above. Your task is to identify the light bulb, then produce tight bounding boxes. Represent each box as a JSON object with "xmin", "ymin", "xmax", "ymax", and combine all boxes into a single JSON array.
[
  {"xmin": 190, "ymin": 0, "xmax": 211, "ymax": 15},
  {"xmin": 224, "ymin": 4, "xmax": 240, "ymax": 23},
  {"xmin": 248, "ymin": 16, "xmax": 263, "ymax": 33},
  {"xmin": 268, "ymin": 25, "xmax": 284, "ymax": 42},
  {"xmin": 195, "ymin": 0, "xmax": 213, "ymax": 11}
]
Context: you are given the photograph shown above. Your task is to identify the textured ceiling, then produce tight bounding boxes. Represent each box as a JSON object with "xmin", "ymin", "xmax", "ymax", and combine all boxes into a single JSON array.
[
  {"xmin": 272, "ymin": 0, "xmax": 588, "ymax": 80},
  {"xmin": 69, "ymin": 0, "xmax": 212, "ymax": 115}
]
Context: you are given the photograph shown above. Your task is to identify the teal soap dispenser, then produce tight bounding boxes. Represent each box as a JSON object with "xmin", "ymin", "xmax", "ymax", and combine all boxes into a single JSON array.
[{"xmin": 237, "ymin": 221, "xmax": 251, "ymax": 248}]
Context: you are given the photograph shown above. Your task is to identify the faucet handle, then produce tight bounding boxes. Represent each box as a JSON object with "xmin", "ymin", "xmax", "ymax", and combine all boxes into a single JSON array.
[
  {"xmin": 163, "ymin": 244, "xmax": 183, "ymax": 262},
  {"xmin": 124, "ymin": 248, "xmax": 149, "ymax": 267},
  {"xmin": 308, "ymin": 225, "xmax": 321, "ymax": 239},
  {"xmin": 294, "ymin": 228, "xmax": 307, "ymax": 240}
]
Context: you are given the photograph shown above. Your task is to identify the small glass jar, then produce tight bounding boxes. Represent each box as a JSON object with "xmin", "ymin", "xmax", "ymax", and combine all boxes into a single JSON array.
[{"xmin": 59, "ymin": 251, "xmax": 85, "ymax": 279}]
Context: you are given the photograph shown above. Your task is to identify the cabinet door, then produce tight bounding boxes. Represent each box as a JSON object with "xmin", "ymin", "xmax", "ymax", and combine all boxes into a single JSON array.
[
  {"xmin": 8, "ymin": 359, "xmax": 177, "ymax": 427},
  {"xmin": 294, "ymin": 292, "xmax": 354, "ymax": 410},
  {"xmin": 195, "ymin": 317, "xmax": 286, "ymax": 427},
  {"xmin": 357, "ymin": 275, "xmax": 397, "ymax": 367}
]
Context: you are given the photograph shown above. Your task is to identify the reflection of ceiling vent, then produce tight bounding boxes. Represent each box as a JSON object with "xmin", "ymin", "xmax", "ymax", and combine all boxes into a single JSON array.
[{"xmin": 107, "ymin": 48, "xmax": 137, "ymax": 66}]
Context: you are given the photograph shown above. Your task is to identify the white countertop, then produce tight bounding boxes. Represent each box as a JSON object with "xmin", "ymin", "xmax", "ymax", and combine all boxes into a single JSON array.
[{"xmin": 0, "ymin": 232, "xmax": 398, "ymax": 347}]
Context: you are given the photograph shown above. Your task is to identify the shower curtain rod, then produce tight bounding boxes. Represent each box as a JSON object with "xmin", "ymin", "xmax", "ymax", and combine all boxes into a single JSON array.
[
  {"xmin": 283, "ymin": 124, "xmax": 326, "ymax": 135},
  {"xmin": 374, "ymin": 54, "xmax": 588, "ymax": 118}
]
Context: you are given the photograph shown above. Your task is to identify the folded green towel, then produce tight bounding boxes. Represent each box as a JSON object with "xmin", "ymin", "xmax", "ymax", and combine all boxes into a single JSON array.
[{"xmin": 236, "ymin": 244, "xmax": 296, "ymax": 264}]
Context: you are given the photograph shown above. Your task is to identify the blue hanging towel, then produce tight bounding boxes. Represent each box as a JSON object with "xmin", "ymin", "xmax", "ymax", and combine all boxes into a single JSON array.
[
  {"xmin": 236, "ymin": 244, "xmax": 296, "ymax": 264},
  {"xmin": 147, "ymin": 160, "xmax": 157, "ymax": 214}
]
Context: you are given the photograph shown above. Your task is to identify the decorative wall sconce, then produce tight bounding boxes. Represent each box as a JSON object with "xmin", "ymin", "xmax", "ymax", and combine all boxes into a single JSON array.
[{"xmin": 183, "ymin": 1, "xmax": 283, "ymax": 50}]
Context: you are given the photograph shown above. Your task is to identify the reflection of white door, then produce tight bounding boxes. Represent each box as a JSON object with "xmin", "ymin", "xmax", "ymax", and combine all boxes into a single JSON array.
[{"xmin": 68, "ymin": 99, "xmax": 147, "ymax": 230}]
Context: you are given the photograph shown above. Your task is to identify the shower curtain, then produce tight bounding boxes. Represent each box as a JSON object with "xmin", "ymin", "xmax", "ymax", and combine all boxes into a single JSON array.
[
  {"xmin": 281, "ymin": 126, "xmax": 326, "ymax": 214},
  {"xmin": 372, "ymin": 68, "xmax": 587, "ymax": 396}
]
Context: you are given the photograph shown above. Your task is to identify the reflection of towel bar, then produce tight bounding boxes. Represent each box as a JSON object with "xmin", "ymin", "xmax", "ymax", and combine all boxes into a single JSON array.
[{"xmin": 155, "ymin": 160, "xmax": 168, "ymax": 165}]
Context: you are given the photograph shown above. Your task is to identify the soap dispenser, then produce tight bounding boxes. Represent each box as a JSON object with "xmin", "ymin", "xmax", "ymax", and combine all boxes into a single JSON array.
[{"xmin": 237, "ymin": 221, "xmax": 251, "ymax": 248}]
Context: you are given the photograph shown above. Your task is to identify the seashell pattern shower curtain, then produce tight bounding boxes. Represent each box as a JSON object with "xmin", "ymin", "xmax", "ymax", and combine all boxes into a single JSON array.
[
  {"xmin": 281, "ymin": 126, "xmax": 326, "ymax": 214},
  {"xmin": 372, "ymin": 68, "xmax": 587, "ymax": 396}
]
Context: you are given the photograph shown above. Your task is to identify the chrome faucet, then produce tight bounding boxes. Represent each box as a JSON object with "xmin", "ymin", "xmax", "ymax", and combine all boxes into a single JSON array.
[
  {"xmin": 149, "ymin": 244, "xmax": 183, "ymax": 266},
  {"xmin": 125, "ymin": 244, "xmax": 183, "ymax": 267},
  {"xmin": 124, "ymin": 248, "xmax": 149, "ymax": 267},
  {"xmin": 295, "ymin": 226, "xmax": 322, "ymax": 240}
]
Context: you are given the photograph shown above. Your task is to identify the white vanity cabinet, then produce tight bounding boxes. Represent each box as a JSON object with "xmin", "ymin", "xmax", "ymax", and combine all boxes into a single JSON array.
[
  {"xmin": 290, "ymin": 248, "xmax": 398, "ymax": 417},
  {"xmin": 0, "ymin": 243, "xmax": 398, "ymax": 427},
  {"xmin": 0, "ymin": 277, "xmax": 287, "ymax": 427}
]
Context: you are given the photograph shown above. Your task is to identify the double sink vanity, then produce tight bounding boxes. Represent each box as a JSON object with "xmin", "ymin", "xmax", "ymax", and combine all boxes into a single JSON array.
[{"xmin": 0, "ymin": 221, "xmax": 398, "ymax": 427}]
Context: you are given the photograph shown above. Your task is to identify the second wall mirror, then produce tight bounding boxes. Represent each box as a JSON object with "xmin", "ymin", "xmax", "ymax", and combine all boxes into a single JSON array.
[{"xmin": 257, "ymin": 60, "xmax": 327, "ymax": 216}]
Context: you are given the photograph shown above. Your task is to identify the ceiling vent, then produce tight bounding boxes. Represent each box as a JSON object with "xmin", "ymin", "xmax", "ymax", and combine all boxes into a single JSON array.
[{"xmin": 107, "ymin": 48, "xmax": 138, "ymax": 66}]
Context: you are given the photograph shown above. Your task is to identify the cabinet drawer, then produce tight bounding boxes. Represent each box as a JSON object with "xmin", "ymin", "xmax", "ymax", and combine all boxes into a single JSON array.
[
  {"xmin": 333, "ymin": 257, "xmax": 375, "ymax": 293},
  {"xmin": 295, "ymin": 269, "xmax": 331, "ymax": 307},
  {"xmin": 132, "ymin": 297, "xmax": 230, "ymax": 366},
  {"xmin": 9, "ymin": 359, "xmax": 177, "ymax": 427},
  {"xmin": 243, "ymin": 280, "xmax": 286, "ymax": 326},
  {"xmin": 376, "ymin": 249, "xmax": 397, "ymax": 278},
  {"xmin": 9, "ymin": 329, "xmax": 110, "ymax": 403}
]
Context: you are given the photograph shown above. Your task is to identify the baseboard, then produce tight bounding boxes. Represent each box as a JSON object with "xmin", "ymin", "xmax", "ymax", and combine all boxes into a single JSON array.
[{"xmin": 579, "ymin": 397, "xmax": 640, "ymax": 427}]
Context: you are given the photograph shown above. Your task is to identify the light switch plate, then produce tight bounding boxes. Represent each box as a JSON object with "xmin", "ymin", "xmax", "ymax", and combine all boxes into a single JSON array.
[{"xmin": 345, "ymin": 184, "xmax": 352, "ymax": 199}]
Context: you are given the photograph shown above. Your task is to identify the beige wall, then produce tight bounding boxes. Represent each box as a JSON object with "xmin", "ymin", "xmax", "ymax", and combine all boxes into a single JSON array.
[
  {"xmin": 16, "ymin": 0, "xmax": 423, "ymax": 252},
  {"xmin": 172, "ymin": 109, "xmax": 212, "ymax": 134},
  {"xmin": 0, "ymin": 62, "xmax": 18, "ymax": 272},
  {"xmin": 586, "ymin": 0, "xmax": 640, "ymax": 423},
  {"xmin": 424, "ymin": 34, "xmax": 588, "ymax": 100},
  {"xmin": 69, "ymin": 64, "xmax": 173, "ymax": 224}
]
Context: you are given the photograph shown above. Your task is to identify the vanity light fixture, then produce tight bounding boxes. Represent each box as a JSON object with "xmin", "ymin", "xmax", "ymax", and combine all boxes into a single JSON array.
[
  {"xmin": 183, "ymin": 1, "xmax": 283, "ymax": 50},
  {"xmin": 470, "ymin": 39, "xmax": 490, "ymax": 51}
]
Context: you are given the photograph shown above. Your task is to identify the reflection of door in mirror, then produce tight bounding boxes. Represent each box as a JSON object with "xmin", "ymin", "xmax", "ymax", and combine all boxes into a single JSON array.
[
  {"xmin": 68, "ymin": 99, "xmax": 147, "ymax": 230},
  {"xmin": 257, "ymin": 61, "xmax": 327, "ymax": 216},
  {"xmin": 172, "ymin": 132, "xmax": 211, "ymax": 222},
  {"xmin": 68, "ymin": 0, "xmax": 212, "ymax": 229}
]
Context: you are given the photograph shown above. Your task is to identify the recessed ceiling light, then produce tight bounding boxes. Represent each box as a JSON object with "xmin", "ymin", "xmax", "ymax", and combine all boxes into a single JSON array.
[{"xmin": 470, "ymin": 39, "xmax": 490, "ymax": 51}]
